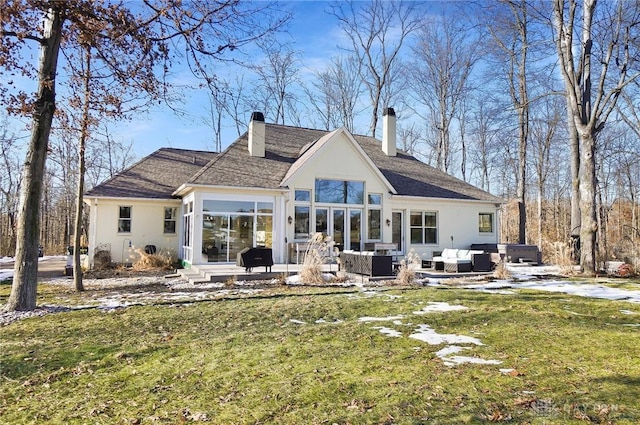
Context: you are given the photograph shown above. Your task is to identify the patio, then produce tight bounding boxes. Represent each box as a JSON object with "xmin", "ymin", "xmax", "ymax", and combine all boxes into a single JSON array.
[{"xmin": 178, "ymin": 261, "xmax": 493, "ymax": 285}]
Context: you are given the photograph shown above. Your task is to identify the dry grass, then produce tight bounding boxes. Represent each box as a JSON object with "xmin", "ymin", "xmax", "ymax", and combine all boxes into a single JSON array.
[
  {"xmin": 395, "ymin": 250, "xmax": 420, "ymax": 285},
  {"xmin": 545, "ymin": 241, "xmax": 577, "ymax": 275},
  {"xmin": 329, "ymin": 272, "xmax": 350, "ymax": 283},
  {"xmin": 3, "ymin": 284, "xmax": 639, "ymax": 424},
  {"xmin": 299, "ymin": 233, "xmax": 335, "ymax": 285},
  {"xmin": 273, "ymin": 273, "xmax": 288, "ymax": 286},
  {"xmin": 132, "ymin": 248, "xmax": 175, "ymax": 271},
  {"xmin": 492, "ymin": 260, "xmax": 512, "ymax": 280}
]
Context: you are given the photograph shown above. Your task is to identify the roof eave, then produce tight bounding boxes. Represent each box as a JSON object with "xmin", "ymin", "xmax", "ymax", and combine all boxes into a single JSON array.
[
  {"xmin": 174, "ymin": 183, "xmax": 290, "ymax": 196},
  {"xmin": 391, "ymin": 194, "xmax": 504, "ymax": 205},
  {"xmin": 83, "ymin": 195, "xmax": 182, "ymax": 204}
]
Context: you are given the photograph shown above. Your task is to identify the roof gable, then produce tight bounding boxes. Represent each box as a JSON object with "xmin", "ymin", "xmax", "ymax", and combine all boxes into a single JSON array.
[{"xmin": 280, "ymin": 127, "xmax": 396, "ymax": 194}]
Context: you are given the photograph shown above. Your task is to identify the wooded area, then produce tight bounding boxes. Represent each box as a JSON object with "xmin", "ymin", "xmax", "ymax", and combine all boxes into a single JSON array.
[{"xmin": 2, "ymin": 1, "xmax": 640, "ymax": 293}]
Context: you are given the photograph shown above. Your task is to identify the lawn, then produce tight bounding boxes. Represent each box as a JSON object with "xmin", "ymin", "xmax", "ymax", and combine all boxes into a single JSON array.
[{"xmin": 1, "ymin": 280, "xmax": 639, "ymax": 424}]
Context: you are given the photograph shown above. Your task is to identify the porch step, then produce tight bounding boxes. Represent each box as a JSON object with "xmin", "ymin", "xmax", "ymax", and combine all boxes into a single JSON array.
[{"xmin": 178, "ymin": 263, "xmax": 337, "ymax": 285}]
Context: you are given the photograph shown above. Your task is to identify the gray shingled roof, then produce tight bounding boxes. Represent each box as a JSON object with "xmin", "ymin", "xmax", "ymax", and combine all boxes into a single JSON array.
[
  {"xmin": 87, "ymin": 124, "xmax": 502, "ymax": 203},
  {"xmin": 85, "ymin": 148, "xmax": 218, "ymax": 199},
  {"xmin": 189, "ymin": 124, "xmax": 502, "ymax": 203}
]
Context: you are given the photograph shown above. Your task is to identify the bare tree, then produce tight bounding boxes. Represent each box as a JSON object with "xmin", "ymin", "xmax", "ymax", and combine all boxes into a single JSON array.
[
  {"xmin": 552, "ymin": 0, "xmax": 640, "ymax": 274},
  {"xmin": 202, "ymin": 76, "xmax": 232, "ymax": 152},
  {"xmin": 0, "ymin": 114, "xmax": 22, "ymax": 256},
  {"xmin": 251, "ymin": 38, "xmax": 300, "ymax": 125},
  {"xmin": 305, "ymin": 55, "xmax": 362, "ymax": 131},
  {"xmin": 408, "ymin": 14, "xmax": 479, "ymax": 173},
  {"xmin": 329, "ymin": 0, "xmax": 422, "ymax": 137},
  {"xmin": 529, "ymin": 96, "xmax": 564, "ymax": 249},
  {"xmin": 85, "ymin": 127, "xmax": 135, "ymax": 188},
  {"xmin": 485, "ymin": 0, "xmax": 537, "ymax": 245},
  {"xmin": 224, "ymin": 75, "xmax": 251, "ymax": 138},
  {"xmin": 1, "ymin": 1, "xmax": 289, "ymax": 311},
  {"xmin": 397, "ymin": 122, "xmax": 424, "ymax": 158}
]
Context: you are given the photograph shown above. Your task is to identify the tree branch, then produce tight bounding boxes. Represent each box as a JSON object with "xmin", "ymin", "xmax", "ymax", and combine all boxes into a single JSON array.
[{"xmin": 1, "ymin": 30, "xmax": 44, "ymax": 44}]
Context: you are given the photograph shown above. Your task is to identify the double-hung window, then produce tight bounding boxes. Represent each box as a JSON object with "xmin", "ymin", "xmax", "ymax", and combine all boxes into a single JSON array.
[
  {"xmin": 118, "ymin": 206, "xmax": 132, "ymax": 233},
  {"xmin": 410, "ymin": 211, "xmax": 437, "ymax": 244},
  {"xmin": 164, "ymin": 207, "xmax": 177, "ymax": 234}
]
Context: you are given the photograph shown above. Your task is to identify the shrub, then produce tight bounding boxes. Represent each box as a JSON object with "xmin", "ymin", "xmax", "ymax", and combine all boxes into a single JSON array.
[
  {"xmin": 133, "ymin": 248, "xmax": 175, "ymax": 271},
  {"xmin": 545, "ymin": 241, "xmax": 576, "ymax": 275},
  {"xmin": 493, "ymin": 260, "xmax": 512, "ymax": 280},
  {"xmin": 224, "ymin": 276, "xmax": 237, "ymax": 287},
  {"xmin": 395, "ymin": 250, "xmax": 420, "ymax": 285},
  {"xmin": 299, "ymin": 233, "xmax": 334, "ymax": 285}
]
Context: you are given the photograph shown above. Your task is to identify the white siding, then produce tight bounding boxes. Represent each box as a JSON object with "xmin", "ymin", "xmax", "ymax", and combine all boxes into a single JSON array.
[
  {"xmin": 86, "ymin": 198, "xmax": 181, "ymax": 266},
  {"xmin": 389, "ymin": 196, "xmax": 499, "ymax": 259}
]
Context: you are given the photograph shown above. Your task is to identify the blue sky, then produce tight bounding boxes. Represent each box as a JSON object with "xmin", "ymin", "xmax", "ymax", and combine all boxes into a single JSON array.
[
  {"xmin": 110, "ymin": 1, "xmax": 350, "ymax": 158},
  {"xmin": 6, "ymin": 1, "xmax": 454, "ymax": 162}
]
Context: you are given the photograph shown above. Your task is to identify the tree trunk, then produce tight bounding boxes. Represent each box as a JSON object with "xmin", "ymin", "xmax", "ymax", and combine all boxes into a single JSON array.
[
  {"xmin": 73, "ymin": 46, "xmax": 92, "ymax": 292},
  {"xmin": 568, "ymin": 110, "xmax": 581, "ymax": 263},
  {"xmin": 6, "ymin": 7, "xmax": 64, "ymax": 311},
  {"xmin": 578, "ymin": 131, "xmax": 597, "ymax": 274},
  {"xmin": 537, "ymin": 185, "xmax": 543, "ymax": 250}
]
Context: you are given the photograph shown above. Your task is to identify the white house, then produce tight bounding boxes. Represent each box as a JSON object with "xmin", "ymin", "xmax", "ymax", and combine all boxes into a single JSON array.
[{"xmin": 84, "ymin": 108, "xmax": 502, "ymax": 268}]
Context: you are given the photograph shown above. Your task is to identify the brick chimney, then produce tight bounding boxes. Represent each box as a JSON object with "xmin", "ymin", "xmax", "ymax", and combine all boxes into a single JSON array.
[
  {"xmin": 382, "ymin": 107, "xmax": 396, "ymax": 157},
  {"xmin": 248, "ymin": 112, "xmax": 265, "ymax": 157}
]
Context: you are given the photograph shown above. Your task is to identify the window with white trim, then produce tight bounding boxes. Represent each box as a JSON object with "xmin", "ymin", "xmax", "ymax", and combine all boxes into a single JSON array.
[
  {"xmin": 294, "ymin": 206, "xmax": 310, "ymax": 240},
  {"xmin": 118, "ymin": 206, "xmax": 132, "ymax": 233},
  {"xmin": 294, "ymin": 189, "xmax": 311, "ymax": 240},
  {"xmin": 410, "ymin": 211, "xmax": 437, "ymax": 244},
  {"xmin": 367, "ymin": 193, "xmax": 382, "ymax": 240},
  {"xmin": 164, "ymin": 207, "xmax": 177, "ymax": 234}
]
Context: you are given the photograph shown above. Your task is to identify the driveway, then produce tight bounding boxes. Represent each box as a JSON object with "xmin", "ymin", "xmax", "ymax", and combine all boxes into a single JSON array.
[{"xmin": 0, "ymin": 256, "xmax": 68, "ymax": 280}]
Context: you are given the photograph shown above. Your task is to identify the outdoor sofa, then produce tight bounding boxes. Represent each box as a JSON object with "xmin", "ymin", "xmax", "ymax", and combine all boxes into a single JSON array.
[{"xmin": 432, "ymin": 248, "xmax": 490, "ymax": 272}]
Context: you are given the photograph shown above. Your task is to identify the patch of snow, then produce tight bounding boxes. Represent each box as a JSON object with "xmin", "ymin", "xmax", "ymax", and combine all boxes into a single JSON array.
[
  {"xmin": 373, "ymin": 326, "xmax": 402, "ymax": 337},
  {"xmin": 346, "ymin": 291, "xmax": 401, "ymax": 300},
  {"xmin": 0, "ymin": 269, "xmax": 12, "ymax": 281},
  {"xmin": 289, "ymin": 319, "xmax": 306, "ymax": 324},
  {"xmin": 314, "ymin": 318, "xmax": 343, "ymax": 324},
  {"xmin": 413, "ymin": 302, "xmax": 469, "ymax": 315},
  {"xmin": 358, "ymin": 315, "xmax": 405, "ymax": 322},
  {"xmin": 435, "ymin": 345, "xmax": 468, "ymax": 357},
  {"xmin": 466, "ymin": 280, "xmax": 640, "ymax": 304},
  {"xmin": 499, "ymin": 368, "xmax": 516, "ymax": 374},
  {"xmin": 434, "ymin": 345, "xmax": 502, "ymax": 367},
  {"xmin": 620, "ymin": 309, "xmax": 637, "ymax": 315},
  {"xmin": 286, "ymin": 273, "xmax": 336, "ymax": 285},
  {"xmin": 409, "ymin": 324, "xmax": 484, "ymax": 346}
]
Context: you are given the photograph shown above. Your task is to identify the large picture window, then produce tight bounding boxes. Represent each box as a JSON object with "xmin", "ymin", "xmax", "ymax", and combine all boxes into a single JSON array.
[
  {"xmin": 315, "ymin": 179, "xmax": 364, "ymax": 204},
  {"xmin": 202, "ymin": 200, "xmax": 273, "ymax": 263},
  {"xmin": 410, "ymin": 211, "xmax": 437, "ymax": 244},
  {"xmin": 118, "ymin": 206, "xmax": 131, "ymax": 233}
]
